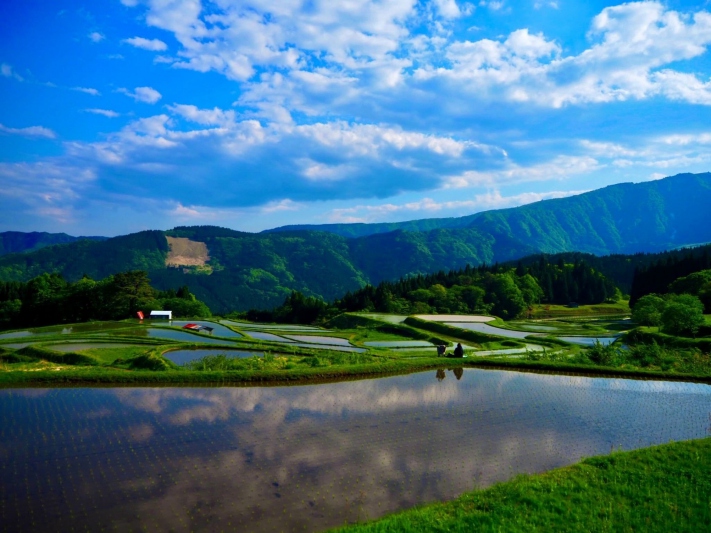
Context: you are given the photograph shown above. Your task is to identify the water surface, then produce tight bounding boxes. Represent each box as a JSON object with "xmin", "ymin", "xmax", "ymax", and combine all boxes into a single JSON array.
[
  {"xmin": 445, "ymin": 321, "xmax": 541, "ymax": 339},
  {"xmin": 557, "ymin": 336, "xmax": 618, "ymax": 346},
  {"xmin": 114, "ymin": 328, "xmax": 238, "ymax": 345},
  {"xmin": 1, "ymin": 370, "xmax": 709, "ymax": 533},
  {"xmin": 170, "ymin": 321, "xmax": 243, "ymax": 338},
  {"xmin": 283, "ymin": 335, "xmax": 353, "ymax": 346}
]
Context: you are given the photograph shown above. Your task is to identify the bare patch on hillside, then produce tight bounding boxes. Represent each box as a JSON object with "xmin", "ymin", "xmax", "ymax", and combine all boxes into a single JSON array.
[{"xmin": 165, "ymin": 236, "xmax": 210, "ymax": 267}]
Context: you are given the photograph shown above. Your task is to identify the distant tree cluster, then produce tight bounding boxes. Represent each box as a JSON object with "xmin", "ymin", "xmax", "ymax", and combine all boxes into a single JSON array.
[
  {"xmin": 632, "ymin": 293, "xmax": 706, "ymax": 337},
  {"xmin": 247, "ymin": 258, "xmax": 620, "ymax": 324},
  {"xmin": 630, "ymin": 249, "xmax": 711, "ymax": 306},
  {"xmin": 0, "ymin": 271, "xmax": 211, "ymax": 328}
]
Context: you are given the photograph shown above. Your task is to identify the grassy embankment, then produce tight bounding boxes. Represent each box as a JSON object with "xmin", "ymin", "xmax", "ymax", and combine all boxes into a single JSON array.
[
  {"xmin": 527, "ymin": 301, "xmax": 630, "ymax": 319},
  {"xmin": 333, "ymin": 437, "xmax": 711, "ymax": 533}
]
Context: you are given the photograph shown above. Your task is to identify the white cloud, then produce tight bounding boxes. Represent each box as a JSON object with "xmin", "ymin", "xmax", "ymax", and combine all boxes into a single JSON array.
[
  {"xmin": 88, "ymin": 32, "xmax": 105, "ymax": 43},
  {"xmin": 326, "ymin": 189, "xmax": 587, "ymax": 222},
  {"xmin": 123, "ymin": 36, "xmax": 168, "ymax": 51},
  {"xmin": 72, "ymin": 86, "xmax": 100, "ymax": 96},
  {"xmin": 113, "ymin": 1, "xmax": 711, "ymax": 121},
  {"xmin": 118, "ymin": 86, "xmax": 162, "ymax": 104},
  {"xmin": 261, "ymin": 199, "xmax": 302, "ymax": 213},
  {"xmin": 1, "ymin": 63, "xmax": 23, "ymax": 81},
  {"xmin": 85, "ymin": 108, "xmax": 120, "ymax": 118},
  {"xmin": 168, "ymin": 104, "xmax": 235, "ymax": 126},
  {"xmin": 0, "ymin": 123, "xmax": 56, "ymax": 139},
  {"xmin": 444, "ymin": 155, "xmax": 600, "ymax": 188}
]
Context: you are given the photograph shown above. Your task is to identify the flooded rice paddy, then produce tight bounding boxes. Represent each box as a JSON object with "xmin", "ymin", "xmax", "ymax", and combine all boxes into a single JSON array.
[
  {"xmin": 169, "ymin": 321, "xmax": 243, "ymax": 338},
  {"xmin": 446, "ymin": 321, "xmax": 541, "ymax": 339},
  {"xmin": 245, "ymin": 331, "xmax": 296, "ymax": 343},
  {"xmin": 1, "ymin": 369, "xmax": 709, "ymax": 532},
  {"xmin": 282, "ymin": 335, "xmax": 353, "ymax": 346},
  {"xmin": 221, "ymin": 320, "xmax": 326, "ymax": 332},
  {"xmin": 114, "ymin": 328, "xmax": 239, "ymax": 345},
  {"xmin": 557, "ymin": 336, "xmax": 619, "ymax": 346}
]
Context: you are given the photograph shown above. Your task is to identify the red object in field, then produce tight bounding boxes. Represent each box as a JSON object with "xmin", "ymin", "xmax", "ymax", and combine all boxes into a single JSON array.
[
  {"xmin": 182, "ymin": 323, "xmax": 200, "ymax": 330},
  {"xmin": 137, "ymin": 311, "xmax": 144, "ymax": 320}
]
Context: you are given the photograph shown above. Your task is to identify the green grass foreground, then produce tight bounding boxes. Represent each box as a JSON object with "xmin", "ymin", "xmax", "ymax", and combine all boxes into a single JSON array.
[{"xmin": 333, "ymin": 438, "xmax": 711, "ymax": 533}]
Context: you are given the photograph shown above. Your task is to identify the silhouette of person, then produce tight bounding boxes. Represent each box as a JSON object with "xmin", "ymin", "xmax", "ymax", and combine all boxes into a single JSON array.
[
  {"xmin": 453, "ymin": 343, "xmax": 464, "ymax": 358},
  {"xmin": 453, "ymin": 367, "xmax": 463, "ymax": 380},
  {"xmin": 436, "ymin": 369, "xmax": 446, "ymax": 382}
]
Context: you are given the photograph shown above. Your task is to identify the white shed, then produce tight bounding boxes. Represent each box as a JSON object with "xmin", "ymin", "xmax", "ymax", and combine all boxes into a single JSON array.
[{"xmin": 149, "ymin": 310, "xmax": 172, "ymax": 320}]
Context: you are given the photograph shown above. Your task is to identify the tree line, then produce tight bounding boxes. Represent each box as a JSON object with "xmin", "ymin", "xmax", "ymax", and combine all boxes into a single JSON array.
[
  {"xmin": 246, "ymin": 258, "xmax": 621, "ymax": 324},
  {"xmin": 630, "ymin": 248, "xmax": 711, "ymax": 306},
  {"xmin": 0, "ymin": 271, "xmax": 211, "ymax": 328}
]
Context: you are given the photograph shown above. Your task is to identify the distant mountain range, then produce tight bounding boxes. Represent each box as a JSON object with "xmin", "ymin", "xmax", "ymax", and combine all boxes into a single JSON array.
[
  {"xmin": 267, "ymin": 172, "xmax": 711, "ymax": 254},
  {"xmin": 0, "ymin": 172, "xmax": 709, "ymax": 312},
  {"xmin": 0, "ymin": 232, "xmax": 106, "ymax": 256}
]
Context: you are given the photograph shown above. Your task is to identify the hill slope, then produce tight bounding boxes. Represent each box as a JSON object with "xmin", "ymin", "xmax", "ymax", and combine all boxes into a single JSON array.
[
  {"xmin": 269, "ymin": 173, "xmax": 711, "ymax": 254},
  {"xmin": 0, "ymin": 173, "xmax": 709, "ymax": 313}
]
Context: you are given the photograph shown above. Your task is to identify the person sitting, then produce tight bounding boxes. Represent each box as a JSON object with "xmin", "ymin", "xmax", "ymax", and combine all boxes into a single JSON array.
[
  {"xmin": 453, "ymin": 343, "xmax": 464, "ymax": 358},
  {"xmin": 436, "ymin": 345, "xmax": 446, "ymax": 357}
]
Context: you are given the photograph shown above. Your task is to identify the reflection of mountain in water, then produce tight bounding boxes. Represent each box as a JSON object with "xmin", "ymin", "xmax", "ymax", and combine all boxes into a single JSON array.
[{"xmin": 1, "ymin": 371, "xmax": 710, "ymax": 532}]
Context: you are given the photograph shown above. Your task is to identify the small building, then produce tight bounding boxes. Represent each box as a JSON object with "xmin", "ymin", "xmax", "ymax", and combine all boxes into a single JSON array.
[{"xmin": 149, "ymin": 310, "xmax": 172, "ymax": 320}]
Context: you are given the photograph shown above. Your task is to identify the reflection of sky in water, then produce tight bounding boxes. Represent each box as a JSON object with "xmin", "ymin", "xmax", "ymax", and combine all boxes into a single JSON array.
[
  {"xmin": 445, "ymin": 322, "xmax": 540, "ymax": 339},
  {"xmin": 1, "ymin": 370, "xmax": 710, "ymax": 532},
  {"xmin": 282, "ymin": 335, "xmax": 353, "ymax": 346}
]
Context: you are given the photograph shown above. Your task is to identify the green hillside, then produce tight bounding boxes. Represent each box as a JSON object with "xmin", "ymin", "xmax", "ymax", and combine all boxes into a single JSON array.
[
  {"xmin": 0, "ymin": 173, "xmax": 709, "ymax": 313},
  {"xmin": 270, "ymin": 172, "xmax": 711, "ymax": 254}
]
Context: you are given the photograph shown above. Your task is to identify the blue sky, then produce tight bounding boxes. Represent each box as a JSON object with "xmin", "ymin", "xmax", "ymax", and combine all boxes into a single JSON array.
[{"xmin": 2, "ymin": 0, "xmax": 711, "ymax": 236}]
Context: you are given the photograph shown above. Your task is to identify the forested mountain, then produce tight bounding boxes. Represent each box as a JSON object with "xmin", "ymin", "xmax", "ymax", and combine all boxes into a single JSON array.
[
  {"xmin": 0, "ymin": 173, "xmax": 709, "ymax": 313},
  {"xmin": 269, "ymin": 173, "xmax": 711, "ymax": 255},
  {"xmin": 0, "ymin": 231, "xmax": 106, "ymax": 256}
]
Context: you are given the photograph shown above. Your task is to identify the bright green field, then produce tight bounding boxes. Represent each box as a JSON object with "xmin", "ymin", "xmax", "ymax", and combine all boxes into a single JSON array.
[{"xmin": 333, "ymin": 438, "xmax": 711, "ymax": 532}]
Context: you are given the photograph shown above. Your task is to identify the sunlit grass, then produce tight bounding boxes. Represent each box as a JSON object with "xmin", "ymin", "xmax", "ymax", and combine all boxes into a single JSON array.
[{"xmin": 334, "ymin": 438, "xmax": 711, "ymax": 533}]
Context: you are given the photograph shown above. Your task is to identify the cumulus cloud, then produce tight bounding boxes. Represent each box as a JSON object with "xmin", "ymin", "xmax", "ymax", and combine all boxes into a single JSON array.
[
  {"xmin": 122, "ymin": 36, "xmax": 168, "ymax": 51},
  {"xmin": 0, "ymin": 123, "xmax": 56, "ymax": 139},
  {"xmin": 115, "ymin": 0, "xmax": 711, "ymax": 125},
  {"xmin": 88, "ymin": 32, "xmax": 105, "ymax": 43},
  {"xmin": 118, "ymin": 86, "xmax": 162, "ymax": 104}
]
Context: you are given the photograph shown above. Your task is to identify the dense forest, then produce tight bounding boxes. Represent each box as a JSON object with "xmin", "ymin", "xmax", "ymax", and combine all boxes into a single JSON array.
[
  {"xmin": 0, "ymin": 271, "xmax": 211, "ymax": 328},
  {"xmin": 247, "ymin": 257, "xmax": 620, "ymax": 324},
  {"xmin": 630, "ymin": 248, "xmax": 711, "ymax": 306}
]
